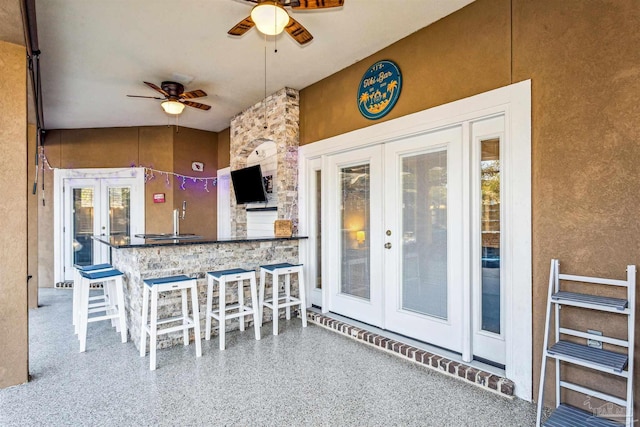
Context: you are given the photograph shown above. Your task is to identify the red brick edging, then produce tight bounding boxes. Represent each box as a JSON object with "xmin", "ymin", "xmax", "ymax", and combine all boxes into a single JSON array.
[{"xmin": 307, "ymin": 311, "xmax": 515, "ymax": 398}]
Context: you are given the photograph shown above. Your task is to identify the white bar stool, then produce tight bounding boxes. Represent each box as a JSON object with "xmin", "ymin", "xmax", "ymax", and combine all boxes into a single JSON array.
[
  {"xmin": 139, "ymin": 275, "xmax": 202, "ymax": 371},
  {"xmin": 259, "ymin": 263, "xmax": 308, "ymax": 335},
  {"xmin": 77, "ymin": 268, "xmax": 127, "ymax": 353},
  {"xmin": 73, "ymin": 263, "xmax": 112, "ymax": 334},
  {"xmin": 205, "ymin": 268, "xmax": 261, "ymax": 350}
]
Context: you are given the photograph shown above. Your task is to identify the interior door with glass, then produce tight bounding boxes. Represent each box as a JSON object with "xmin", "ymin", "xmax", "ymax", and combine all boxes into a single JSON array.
[
  {"xmin": 383, "ymin": 126, "xmax": 464, "ymax": 353},
  {"xmin": 324, "ymin": 146, "xmax": 384, "ymax": 326},
  {"xmin": 63, "ymin": 177, "xmax": 137, "ymax": 281}
]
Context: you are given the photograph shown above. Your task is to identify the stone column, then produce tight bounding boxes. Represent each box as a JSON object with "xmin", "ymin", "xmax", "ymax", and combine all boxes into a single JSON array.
[{"xmin": 230, "ymin": 88, "xmax": 300, "ymax": 237}]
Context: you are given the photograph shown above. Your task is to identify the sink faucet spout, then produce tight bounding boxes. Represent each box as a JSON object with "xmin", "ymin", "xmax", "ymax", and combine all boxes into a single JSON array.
[{"xmin": 173, "ymin": 209, "xmax": 180, "ymax": 236}]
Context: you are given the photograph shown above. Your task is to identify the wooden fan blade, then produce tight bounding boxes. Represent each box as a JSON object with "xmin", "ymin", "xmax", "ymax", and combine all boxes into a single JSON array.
[
  {"xmin": 182, "ymin": 100, "xmax": 211, "ymax": 111},
  {"xmin": 143, "ymin": 81, "xmax": 169, "ymax": 96},
  {"xmin": 292, "ymin": 0, "xmax": 343, "ymax": 10},
  {"xmin": 285, "ymin": 17, "xmax": 313, "ymax": 44},
  {"xmin": 228, "ymin": 16, "xmax": 255, "ymax": 36},
  {"xmin": 180, "ymin": 89, "xmax": 207, "ymax": 99},
  {"xmin": 127, "ymin": 95, "xmax": 165, "ymax": 100}
]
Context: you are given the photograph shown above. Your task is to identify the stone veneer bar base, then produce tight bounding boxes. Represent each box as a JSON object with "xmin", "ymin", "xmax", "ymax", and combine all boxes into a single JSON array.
[{"xmin": 306, "ymin": 311, "xmax": 515, "ymax": 399}]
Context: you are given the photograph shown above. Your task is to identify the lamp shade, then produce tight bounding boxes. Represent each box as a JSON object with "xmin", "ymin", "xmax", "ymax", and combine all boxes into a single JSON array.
[
  {"xmin": 251, "ymin": 2, "xmax": 289, "ymax": 36},
  {"xmin": 161, "ymin": 100, "xmax": 185, "ymax": 115}
]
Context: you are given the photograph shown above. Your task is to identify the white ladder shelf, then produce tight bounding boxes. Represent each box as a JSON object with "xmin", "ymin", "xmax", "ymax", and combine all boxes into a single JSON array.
[{"xmin": 536, "ymin": 259, "xmax": 635, "ymax": 426}]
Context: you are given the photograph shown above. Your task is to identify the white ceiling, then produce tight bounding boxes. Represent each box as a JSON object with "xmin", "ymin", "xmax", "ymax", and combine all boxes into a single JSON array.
[{"xmin": 35, "ymin": 0, "xmax": 474, "ymax": 133}]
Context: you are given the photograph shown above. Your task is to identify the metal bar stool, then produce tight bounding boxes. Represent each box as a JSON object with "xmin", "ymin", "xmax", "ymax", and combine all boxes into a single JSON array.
[
  {"xmin": 73, "ymin": 263, "xmax": 112, "ymax": 334},
  {"xmin": 77, "ymin": 268, "xmax": 127, "ymax": 353},
  {"xmin": 139, "ymin": 275, "xmax": 202, "ymax": 371},
  {"xmin": 259, "ymin": 263, "xmax": 307, "ymax": 335},
  {"xmin": 205, "ymin": 268, "xmax": 261, "ymax": 350}
]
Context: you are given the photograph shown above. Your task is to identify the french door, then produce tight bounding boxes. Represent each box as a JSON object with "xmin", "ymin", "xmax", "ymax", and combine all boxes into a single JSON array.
[
  {"xmin": 62, "ymin": 175, "xmax": 142, "ymax": 281},
  {"xmin": 323, "ymin": 146, "xmax": 384, "ymax": 326},
  {"xmin": 325, "ymin": 126, "xmax": 464, "ymax": 351},
  {"xmin": 383, "ymin": 126, "xmax": 464, "ymax": 352}
]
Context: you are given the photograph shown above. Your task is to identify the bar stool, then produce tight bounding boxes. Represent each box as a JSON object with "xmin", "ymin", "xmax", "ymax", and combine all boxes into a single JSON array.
[
  {"xmin": 139, "ymin": 275, "xmax": 202, "ymax": 371},
  {"xmin": 73, "ymin": 263, "xmax": 112, "ymax": 334},
  {"xmin": 205, "ymin": 268, "xmax": 261, "ymax": 350},
  {"xmin": 77, "ymin": 268, "xmax": 127, "ymax": 353},
  {"xmin": 259, "ymin": 263, "xmax": 307, "ymax": 335}
]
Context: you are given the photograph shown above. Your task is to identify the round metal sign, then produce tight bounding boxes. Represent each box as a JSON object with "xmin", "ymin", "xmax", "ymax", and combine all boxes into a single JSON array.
[{"xmin": 357, "ymin": 60, "xmax": 402, "ymax": 120}]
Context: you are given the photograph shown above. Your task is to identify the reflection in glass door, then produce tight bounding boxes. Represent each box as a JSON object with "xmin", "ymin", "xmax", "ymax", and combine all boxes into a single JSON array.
[
  {"xmin": 325, "ymin": 145, "xmax": 383, "ymax": 327},
  {"xmin": 72, "ymin": 186, "xmax": 96, "ymax": 267},
  {"xmin": 340, "ymin": 164, "xmax": 370, "ymax": 299},
  {"xmin": 401, "ymin": 151, "xmax": 448, "ymax": 319}
]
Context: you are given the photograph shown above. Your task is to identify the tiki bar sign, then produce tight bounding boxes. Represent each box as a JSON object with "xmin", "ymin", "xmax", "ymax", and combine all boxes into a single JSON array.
[{"xmin": 357, "ymin": 60, "xmax": 402, "ymax": 120}]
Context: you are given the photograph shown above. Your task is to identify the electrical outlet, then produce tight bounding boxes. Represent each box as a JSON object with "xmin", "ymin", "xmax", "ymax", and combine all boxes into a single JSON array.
[{"xmin": 587, "ymin": 329, "xmax": 602, "ymax": 349}]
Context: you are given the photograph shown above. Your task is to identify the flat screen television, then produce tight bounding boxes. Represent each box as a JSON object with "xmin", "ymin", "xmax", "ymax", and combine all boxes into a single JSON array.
[{"xmin": 230, "ymin": 164, "xmax": 268, "ymax": 204}]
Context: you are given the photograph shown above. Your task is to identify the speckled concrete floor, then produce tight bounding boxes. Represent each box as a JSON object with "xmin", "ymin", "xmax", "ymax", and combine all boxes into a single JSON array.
[{"xmin": 0, "ymin": 289, "xmax": 536, "ymax": 426}]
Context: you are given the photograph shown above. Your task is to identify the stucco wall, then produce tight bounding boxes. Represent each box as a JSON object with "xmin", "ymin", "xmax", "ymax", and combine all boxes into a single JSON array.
[
  {"xmin": 0, "ymin": 40, "xmax": 28, "ymax": 388},
  {"xmin": 298, "ymin": 0, "xmax": 639, "ymax": 413}
]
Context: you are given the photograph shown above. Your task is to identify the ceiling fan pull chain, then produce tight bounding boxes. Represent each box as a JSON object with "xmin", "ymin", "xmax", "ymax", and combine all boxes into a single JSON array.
[{"xmin": 264, "ymin": 38, "xmax": 268, "ymax": 130}]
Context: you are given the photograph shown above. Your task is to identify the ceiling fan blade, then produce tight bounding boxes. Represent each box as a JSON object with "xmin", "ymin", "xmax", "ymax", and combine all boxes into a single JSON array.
[
  {"xmin": 180, "ymin": 89, "xmax": 207, "ymax": 99},
  {"xmin": 127, "ymin": 95, "xmax": 165, "ymax": 100},
  {"xmin": 285, "ymin": 17, "xmax": 313, "ymax": 45},
  {"xmin": 182, "ymin": 100, "xmax": 211, "ymax": 111},
  {"xmin": 143, "ymin": 81, "xmax": 169, "ymax": 97},
  {"xmin": 291, "ymin": 0, "xmax": 343, "ymax": 9},
  {"xmin": 228, "ymin": 16, "xmax": 255, "ymax": 36}
]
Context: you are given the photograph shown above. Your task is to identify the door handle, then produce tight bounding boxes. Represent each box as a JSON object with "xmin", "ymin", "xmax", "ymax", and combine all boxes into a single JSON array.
[{"xmin": 384, "ymin": 242, "xmax": 392, "ymax": 249}]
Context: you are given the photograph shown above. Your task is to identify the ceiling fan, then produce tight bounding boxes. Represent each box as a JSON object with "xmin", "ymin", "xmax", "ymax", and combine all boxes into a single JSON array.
[
  {"xmin": 228, "ymin": 0, "xmax": 345, "ymax": 45},
  {"xmin": 127, "ymin": 81, "xmax": 211, "ymax": 115}
]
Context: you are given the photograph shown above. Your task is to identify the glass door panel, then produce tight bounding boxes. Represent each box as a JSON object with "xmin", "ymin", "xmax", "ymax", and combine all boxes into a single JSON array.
[
  {"xmin": 340, "ymin": 164, "xmax": 370, "ymax": 299},
  {"xmin": 72, "ymin": 187, "xmax": 95, "ymax": 267},
  {"xmin": 108, "ymin": 187, "xmax": 131, "ymax": 238},
  {"xmin": 401, "ymin": 151, "xmax": 448, "ymax": 319},
  {"xmin": 480, "ymin": 138, "xmax": 500, "ymax": 334}
]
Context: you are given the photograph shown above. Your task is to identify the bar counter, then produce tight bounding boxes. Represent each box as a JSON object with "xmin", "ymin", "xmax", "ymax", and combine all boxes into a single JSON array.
[{"xmin": 94, "ymin": 235, "xmax": 307, "ymax": 350}]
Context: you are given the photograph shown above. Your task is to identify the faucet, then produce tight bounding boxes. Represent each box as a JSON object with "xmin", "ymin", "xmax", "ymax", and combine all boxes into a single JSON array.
[
  {"xmin": 173, "ymin": 209, "xmax": 180, "ymax": 236},
  {"xmin": 173, "ymin": 201, "xmax": 187, "ymax": 236}
]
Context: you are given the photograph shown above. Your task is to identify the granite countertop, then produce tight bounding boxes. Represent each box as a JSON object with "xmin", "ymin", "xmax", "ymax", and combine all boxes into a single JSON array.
[{"xmin": 92, "ymin": 234, "xmax": 308, "ymax": 249}]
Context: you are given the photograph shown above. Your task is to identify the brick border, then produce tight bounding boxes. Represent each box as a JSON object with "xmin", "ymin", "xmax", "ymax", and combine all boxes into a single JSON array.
[{"xmin": 306, "ymin": 311, "xmax": 515, "ymax": 398}]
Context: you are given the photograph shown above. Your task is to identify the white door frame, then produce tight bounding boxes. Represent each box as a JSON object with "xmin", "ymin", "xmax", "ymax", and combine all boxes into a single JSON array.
[
  {"xmin": 54, "ymin": 167, "xmax": 145, "ymax": 283},
  {"xmin": 299, "ymin": 80, "xmax": 531, "ymax": 400}
]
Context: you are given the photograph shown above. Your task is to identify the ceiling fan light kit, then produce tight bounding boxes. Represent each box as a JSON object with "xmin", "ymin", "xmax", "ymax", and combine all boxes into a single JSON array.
[
  {"xmin": 251, "ymin": 2, "xmax": 289, "ymax": 35},
  {"xmin": 161, "ymin": 100, "xmax": 186, "ymax": 115},
  {"xmin": 127, "ymin": 81, "xmax": 211, "ymax": 115},
  {"xmin": 228, "ymin": 0, "xmax": 345, "ymax": 45}
]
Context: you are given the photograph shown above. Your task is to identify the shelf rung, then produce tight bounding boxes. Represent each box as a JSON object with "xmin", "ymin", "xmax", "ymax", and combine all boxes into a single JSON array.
[
  {"xmin": 543, "ymin": 404, "xmax": 623, "ymax": 427},
  {"xmin": 559, "ymin": 380, "xmax": 627, "ymax": 407},
  {"xmin": 552, "ymin": 291, "xmax": 628, "ymax": 312},
  {"xmin": 559, "ymin": 328, "xmax": 629, "ymax": 348},
  {"xmin": 558, "ymin": 273, "xmax": 629, "ymax": 288},
  {"xmin": 547, "ymin": 341, "xmax": 628, "ymax": 375}
]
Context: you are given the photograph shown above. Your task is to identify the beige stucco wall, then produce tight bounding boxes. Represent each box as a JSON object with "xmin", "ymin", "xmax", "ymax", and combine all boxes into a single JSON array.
[
  {"xmin": 298, "ymin": 0, "xmax": 640, "ymax": 413},
  {"xmin": 0, "ymin": 40, "xmax": 28, "ymax": 388},
  {"xmin": 173, "ymin": 127, "xmax": 217, "ymax": 236}
]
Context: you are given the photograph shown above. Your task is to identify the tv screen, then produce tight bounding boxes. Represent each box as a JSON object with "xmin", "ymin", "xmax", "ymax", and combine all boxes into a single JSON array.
[{"xmin": 230, "ymin": 165, "xmax": 268, "ymax": 204}]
